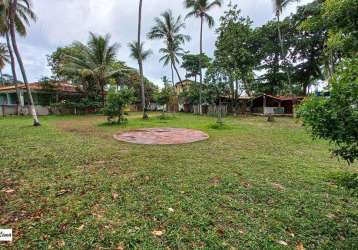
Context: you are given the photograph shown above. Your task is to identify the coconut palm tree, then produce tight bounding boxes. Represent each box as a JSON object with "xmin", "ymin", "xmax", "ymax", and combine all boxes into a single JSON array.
[
  {"xmin": 184, "ymin": 0, "xmax": 222, "ymax": 114},
  {"xmin": 128, "ymin": 41, "xmax": 152, "ymax": 117},
  {"xmin": 0, "ymin": 0, "xmax": 37, "ymax": 118},
  {"xmin": 64, "ymin": 33, "xmax": 121, "ymax": 105},
  {"xmin": 147, "ymin": 9, "xmax": 190, "ymax": 85},
  {"xmin": 6, "ymin": 0, "xmax": 41, "ymax": 126},
  {"xmin": 0, "ymin": 43, "xmax": 9, "ymax": 86},
  {"xmin": 158, "ymin": 41, "xmax": 186, "ymax": 86},
  {"xmin": 129, "ymin": 41, "xmax": 153, "ymax": 62},
  {"xmin": 272, "ymin": 0, "xmax": 299, "ymax": 95},
  {"xmin": 136, "ymin": 0, "xmax": 148, "ymax": 119}
]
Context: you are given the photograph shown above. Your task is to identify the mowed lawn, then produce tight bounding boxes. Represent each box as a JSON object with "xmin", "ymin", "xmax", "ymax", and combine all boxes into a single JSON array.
[{"xmin": 0, "ymin": 113, "xmax": 357, "ymax": 249}]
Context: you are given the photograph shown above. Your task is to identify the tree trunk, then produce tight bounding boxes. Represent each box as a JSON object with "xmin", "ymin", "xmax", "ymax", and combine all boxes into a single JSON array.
[
  {"xmin": 173, "ymin": 62, "xmax": 182, "ymax": 84},
  {"xmin": 10, "ymin": 0, "xmax": 40, "ymax": 126},
  {"xmin": 0, "ymin": 70, "xmax": 3, "ymax": 86},
  {"xmin": 101, "ymin": 82, "xmax": 105, "ymax": 107},
  {"xmin": 198, "ymin": 15, "xmax": 204, "ymax": 115},
  {"xmin": 276, "ymin": 13, "xmax": 293, "ymax": 96},
  {"xmin": 137, "ymin": 0, "xmax": 148, "ymax": 119},
  {"xmin": 234, "ymin": 79, "xmax": 239, "ymax": 116},
  {"xmin": 5, "ymin": 32, "xmax": 21, "ymax": 115},
  {"xmin": 171, "ymin": 62, "xmax": 174, "ymax": 86}
]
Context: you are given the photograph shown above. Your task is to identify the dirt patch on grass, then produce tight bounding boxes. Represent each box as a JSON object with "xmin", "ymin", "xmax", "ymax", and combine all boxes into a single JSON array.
[
  {"xmin": 55, "ymin": 116, "xmax": 113, "ymax": 140},
  {"xmin": 113, "ymin": 128, "xmax": 209, "ymax": 145}
]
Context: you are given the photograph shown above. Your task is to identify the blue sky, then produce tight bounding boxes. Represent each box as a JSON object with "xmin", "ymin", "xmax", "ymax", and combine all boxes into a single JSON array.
[{"xmin": 2, "ymin": 0, "xmax": 312, "ymax": 86}]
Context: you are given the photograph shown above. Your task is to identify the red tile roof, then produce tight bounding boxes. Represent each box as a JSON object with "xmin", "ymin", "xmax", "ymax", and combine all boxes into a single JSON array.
[
  {"xmin": 256, "ymin": 94, "xmax": 304, "ymax": 101},
  {"xmin": 0, "ymin": 81, "xmax": 82, "ymax": 93}
]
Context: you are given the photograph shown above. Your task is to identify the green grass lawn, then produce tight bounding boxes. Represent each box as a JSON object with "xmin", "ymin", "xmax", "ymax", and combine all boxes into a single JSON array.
[{"xmin": 1, "ymin": 113, "xmax": 357, "ymax": 249}]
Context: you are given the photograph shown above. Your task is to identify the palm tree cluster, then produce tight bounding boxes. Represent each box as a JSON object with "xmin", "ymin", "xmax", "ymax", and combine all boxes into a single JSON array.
[
  {"xmin": 0, "ymin": 0, "xmax": 300, "ymax": 124},
  {"xmin": 64, "ymin": 33, "xmax": 121, "ymax": 106},
  {"xmin": 133, "ymin": 0, "xmax": 221, "ymax": 116}
]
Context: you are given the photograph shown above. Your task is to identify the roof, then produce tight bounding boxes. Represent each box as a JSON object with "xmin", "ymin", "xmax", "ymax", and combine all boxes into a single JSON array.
[
  {"xmin": 0, "ymin": 81, "xmax": 82, "ymax": 93},
  {"xmin": 254, "ymin": 94, "xmax": 304, "ymax": 101}
]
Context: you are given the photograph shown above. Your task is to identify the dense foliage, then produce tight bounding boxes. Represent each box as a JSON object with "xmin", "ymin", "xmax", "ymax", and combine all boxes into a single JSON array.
[
  {"xmin": 47, "ymin": 38, "xmax": 158, "ymax": 108},
  {"xmin": 297, "ymin": 58, "xmax": 358, "ymax": 163},
  {"xmin": 181, "ymin": 53, "xmax": 211, "ymax": 82},
  {"xmin": 102, "ymin": 87, "xmax": 136, "ymax": 124}
]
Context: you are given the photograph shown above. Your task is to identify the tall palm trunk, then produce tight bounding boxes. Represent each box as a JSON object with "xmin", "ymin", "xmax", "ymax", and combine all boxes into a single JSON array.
[
  {"xmin": 5, "ymin": 31, "xmax": 21, "ymax": 114},
  {"xmin": 276, "ymin": 13, "xmax": 293, "ymax": 96},
  {"xmin": 172, "ymin": 61, "xmax": 182, "ymax": 84},
  {"xmin": 10, "ymin": 0, "xmax": 40, "ymax": 126},
  {"xmin": 137, "ymin": 0, "xmax": 147, "ymax": 119},
  {"xmin": 170, "ymin": 62, "xmax": 174, "ymax": 86},
  {"xmin": 172, "ymin": 61, "xmax": 181, "ymax": 115},
  {"xmin": 198, "ymin": 15, "xmax": 204, "ymax": 115},
  {"xmin": 0, "ymin": 69, "xmax": 3, "ymax": 86}
]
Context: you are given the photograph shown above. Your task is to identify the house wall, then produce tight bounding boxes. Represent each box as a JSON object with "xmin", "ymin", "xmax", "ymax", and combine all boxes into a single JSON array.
[{"xmin": 264, "ymin": 107, "xmax": 285, "ymax": 115}]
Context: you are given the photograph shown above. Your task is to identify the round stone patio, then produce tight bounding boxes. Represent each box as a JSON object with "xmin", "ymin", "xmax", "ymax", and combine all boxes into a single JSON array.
[{"xmin": 113, "ymin": 128, "xmax": 209, "ymax": 145}]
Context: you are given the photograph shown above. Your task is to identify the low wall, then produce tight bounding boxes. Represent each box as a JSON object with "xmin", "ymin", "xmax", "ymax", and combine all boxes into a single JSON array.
[{"xmin": 1, "ymin": 105, "xmax": 50, "ymax": 116}]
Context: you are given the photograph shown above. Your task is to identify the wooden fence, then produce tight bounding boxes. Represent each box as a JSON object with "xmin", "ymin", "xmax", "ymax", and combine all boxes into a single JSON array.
[{"xmin": 193, "ymin": 104, "xmax": 228, "ymax": 116}]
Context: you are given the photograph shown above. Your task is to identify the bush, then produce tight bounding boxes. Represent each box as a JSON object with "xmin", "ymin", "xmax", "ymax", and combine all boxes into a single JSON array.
[
  {"xmin": 297, "ymin": 58, "xmax": 358, "ymax": 164},
  {"xmin": 51, "ymin": 98, "xmax": 102, "ymax": 114},
  {"xmin": 102, "ymin": 87, "xmax": 136, "ymax": 124}
]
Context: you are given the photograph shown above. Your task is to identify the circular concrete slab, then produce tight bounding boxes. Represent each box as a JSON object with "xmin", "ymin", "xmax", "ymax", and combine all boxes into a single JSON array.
[{"xmin": 113, "ymin": 128, "xmax": 209, "ymax": 145}]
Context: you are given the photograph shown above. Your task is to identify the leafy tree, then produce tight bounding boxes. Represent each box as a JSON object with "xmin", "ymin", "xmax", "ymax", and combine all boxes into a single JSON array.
[
  {"xmin": 103, "ymin": 87, "xmax": 136, "ymax": 124},
  {"xmin": 181, "ymin": 53, "xmax": 211, "ymax": 82},
  {"xmin": 118, "ymin": 64, "xmax": 158, "ymax": 105},
  {"xmin": 148, "ymin": 9, "xmax": 190, "ymax": 84},
  {"xmin": 297, "ymin": 58, "xmax": 358, "ymax": 164},
  {"xmin": 322, "ymin": 0, "xmax": 358, "ymax": 58},
  {"xmin": 63, "ymin": 33, "xmax": 121, "ymax": 106},
  {"xmin": 0, "ymin": 0, "xmax": 39, "ymax": 125},
  {"xmin": 271, "ymin": 0, "xmax": 298, "ymax": 95},
  {"xmin": 255, "ymin": 20, "xmax": 292, "ymax": 95},
  {"xmin": 212, "ymin": 4, "xmax": 258, "ymax": 112},
  {"xmin": 288, "ymin": 0, "xmax": 326, "ymax": 95},
  {"xmin": 156, "ymin": 83, "xmax": 175, "ymax": 116},
  {"xmin": 47, "ymin": 45, "xmax": 84, "ymax": 81},
  {"xmin": 184, "ymin": 0, "xmax": 222, "ymax": 114},
  {"xmin": 299, "ymin": 0, "xmax": 358, "ymax": 78}
]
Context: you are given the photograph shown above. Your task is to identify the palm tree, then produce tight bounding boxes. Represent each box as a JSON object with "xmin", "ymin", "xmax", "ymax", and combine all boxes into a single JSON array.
[
  {"xmin": 128, "ymin": 41, "xmax": 152, "ymax": 117},
  {"xmin": 8, "ymin": 0, "xmax": 38, "ymax": 123},
  {"xmin": 272, "ymin": 0, "xmax": 299, "ymax": 95},
  {"xmin": 0, "ymin": 43, "xmax": 9, "ymax": 86},
  {"xmin": 147, "ymin": 10, "xmax": 190, "ymax": 85},
  {"xmin": 136, "ymin": 0, "xmax": 148, "ymax": 119},
  {"xmin": 129, "ymin": 41, "xmax": 153, "ymax": 62},
  {"xmin": 158, "ymin": 41, "xmax": 185, "ymax": 86},
  {"xmin": 184, "ymin": 0, "xmax": 222, "ymax": 114},
  {"xmin": 1, "ymin": 0, "xmax": 40, "ymax": 125},
  {"xmin": 64, "ymin": 33, "xmax": 121, "ymax": 105}
]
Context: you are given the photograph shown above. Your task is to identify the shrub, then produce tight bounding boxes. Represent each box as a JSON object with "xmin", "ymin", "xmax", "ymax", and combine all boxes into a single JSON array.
[
  {"xmin": 297, "ymin": 58, "xmax": 358, "ymax": 164},
  {"xmin": 102, "ymin": 87, "xmax": 136, "ymax": 124}
]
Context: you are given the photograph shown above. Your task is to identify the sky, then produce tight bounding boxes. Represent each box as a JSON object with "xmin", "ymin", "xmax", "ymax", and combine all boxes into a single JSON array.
[{"xmin": 2, "ymin": 0, "xmax": 313, "ymax": 86}]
